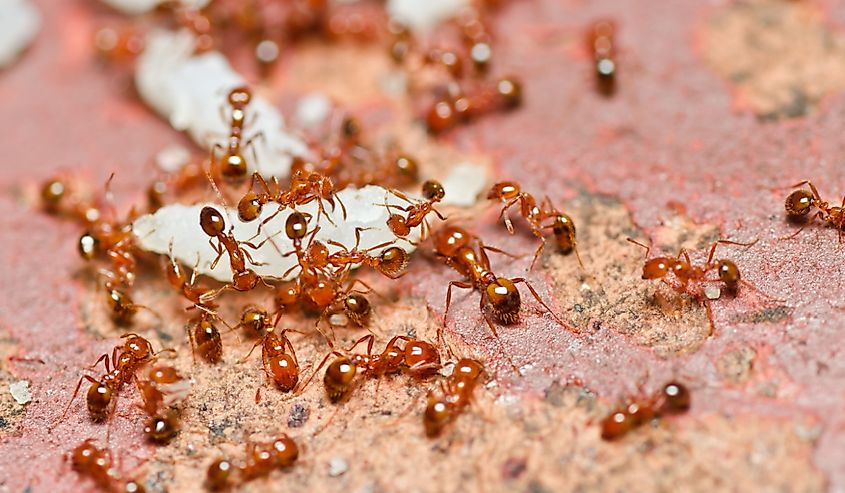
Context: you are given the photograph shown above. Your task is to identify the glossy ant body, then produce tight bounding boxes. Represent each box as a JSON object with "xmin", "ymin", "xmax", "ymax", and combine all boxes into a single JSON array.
[
  {"xmin": 61, "ymin": 335, "xmax": 157, "ymax": 422},
  {"xmin": 324, "ymin": 227, "xmax": 410, "ymax": 279},
  {"xmin": 784, "ymin": 180, "xmax": 845, "ymax": 240},
  {"xmin": 71, "ymin": 440, "xmax": 146, "ymax": 493},
  {"xmin": 600, "ymin": 381, "xmax": 690, "ymax": 440},
  {"xmin": 423, "ymin": 358, "xmax": 484, "ymax": 437},
  {"xmin": 205, "ymin": 435, "xmax": 299, "ymax": 490},
  {"xmin": 384, "ymin": 180, "xmax": 447, "ymax": 240},
  {"xmin": 301, "ymin": 334, "xmax": 441, "ymax": 402},
  {"xmin": 138, "ymin": 365, "xmax": 190, "ymax": 444},
  {"xmin": 587, "ymin": 20, "xmax": 617, "ymax": 96},
  {"xmin": 238, "ymin": 308, "xmax": 300, "ymax": 392},
  {"xmin": 237, "ymin": 169, "xmax": 345, "ymax": 226},
  {"xmin": 199, "ymin": 206, "xmax": 269, "ymax": 294},
  {"xmin": 213, "ymin": 86, "xmax": 264, "ymax": 183},
  {"xmin": 424, "ymin": 77, "xmax": 522, "ymax": 134},
  {"xmin": 487, "ymin": 181, "xmax": 582, "ymax": 269},
  {"xmin": 433, "ymin": 226, "xmax": 577, "ymax": 339}
]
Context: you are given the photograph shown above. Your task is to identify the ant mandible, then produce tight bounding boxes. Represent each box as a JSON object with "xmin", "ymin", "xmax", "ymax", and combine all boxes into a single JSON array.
[
  {"xmin": 783, "ymin": 180, "xmax": 845, "ymax": 240},
  {"xmin": 212, "ymin": 86, "xmax": 265, "ymax": 183}
]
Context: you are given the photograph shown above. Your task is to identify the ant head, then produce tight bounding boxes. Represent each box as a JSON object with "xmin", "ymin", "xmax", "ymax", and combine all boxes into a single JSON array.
[
  {"xmin": 422, "ymin": 180, "xmax": 446, "ymax": 201},
  {"xmin": 144, "ymin": 413, "xmax": 179, "ymax": 444},
  {"xmin": 553, "ymin": 214, "xmax": 576, "ymax": 236},
  {"xmin": 220, "ymin": 151, "xmax": 248, "ymax": 181},
  {"xmin": 107, "ymin": 288, "xmax": 137, "ymax": 324},
  {"xmin": 233, "ymin": 269, "xmax": 260, "ymax": 292},
  {"xmin": 285, "ymin": 211, "xmax": 309, "ymax": 241},
  {"xmin": 386, "ymin": 214, "xmax": 410, "ymax": 237},
  {"xmin": 600, "ymin": 409, "xmax": 633, "ymax": 441},
  {"xmin": 453, "ymin": 358, "xmax": 483, "ymax": 381},
  {"xmin": 206, "ymin": 460, "xmax": 234, "ymax": 490},
  {"xmin": 304, "ymin": 277, "xmax": 337, "ymax": 310},
  {"xmin": 785, "ymin": 189, "xmax": 814, "ymax": 217},
  {"xmin": 487, "ymin": 278, "xmax": 521, "ymax": 323},
  {"xmin": 228, "ymin": 86, "xmax": 252, "ymax": 107},
  {"xmin": 308, "ymin": 240, "xmax": 329, "ymax": 264},
  {"xmin": 496, "ymin": 77, "xmax": 522, "ymax": 109},
  {"xmin": 238, "ymin": 191, "xmax": 263, "ymax": 222},
  {"xmin": 716, "ymin": 259, "xmax": 740, "ymax": 288},
  {"xmin": 405, "ymin": 340, "xmax": 441, "ymax": 372},
  {"xmin": 41, "ymin": 178, "xmax": 66, "ymax": 212},
  {"xmin": 124, "ymin": 335, "xmax": 153, "ymax": 360},
  {"xmin": 488, "ymin": 181, "xmax": 520, "ymax": 200},
  {"xmin": 642, "ymin": 257, "xmax": 670, "ymax": 280},
  {"xmin": 434, "ymin": 225, "xmax": 471, "ymax": 257},
  {"xmin": 78, "ymin": 232, "xmax": 99, "ymax": 260},
  {"xmin": 659, "ymin": 381, "xmax": 691, "ymax": 414},
  {"xmin": 71, "ymin": 440, "xmax": 104, "ymax": 469},
  {"xmin": 394, "ymin": 155, "xmax": 419, "ymax": 182},
  {"xmin": 378, "ymin": 246, "xmax": 409, "ymax": 277},
  {"xmin": 344, "ymin": 293, "xmax": 371, "ymax": 326},
  {"xmin": 268, "ymin": 354, "xmax": 299, "ymax": 392},
  {"xmin": 200, "ymin": 207, "xmax": 226, "ymax": 237}
]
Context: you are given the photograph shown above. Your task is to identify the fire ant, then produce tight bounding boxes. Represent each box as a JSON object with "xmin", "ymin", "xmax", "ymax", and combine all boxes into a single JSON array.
[
  {"xmin": 212, "ymin": 86, "xmax": 264, "ymax": 183},
  {"xmin": 199, "ymin": 206, "xmax": 271, "ymax": 295},
  {"xmin": 587, "ymin": 20, "xmax": 617, "ymax": 96},
  {"xmin": 60, "ymin": 334, "xmax": 159, "ymax": 423},
  {"xmin": 487, "ymin": 182, "xmax": 583, "ymax": 269},
  {"xmin": 626, "ymin": 237, "xmax": 756, "ymax": 297},
  {"xmin": 424, "ymin": 77, "xmax": 522, "ymax": 134},
  {"xmin": 205, "ymin": 435, "xmax": 299, "ymax": 490},
  {"xmin": 71, "ymin": 440, "xmax": 146, "ymax": 493},
  {"xmin": 600, "ymin": 381, "xmax": 690, "ymax": 440},
  {"xmin": 433, "ymin": 226, "xmax": 577, "ymax": 340},
  {"xmin": 324, "ymin": 227, "xmax": 410, "ymax": 279},
  {"xmin": 138, "ymin": 365, "xmax": 190, "ymax": 444},
  {"xmin": 783, "ymin": 180, "xmax": 845, "ymax": 240},
  {"xmin": 423, "ymin": 358, "xmax": 485, "ymax": 437},
  {"xmin": 300, "ymin": 334, "xmax": 441, "ymax": 402},
  {"xmin": 237, "ymin": 309, "xmax": 301, "ymax": 392},
  {"xmin": 237, "ymin": 169, "xmax": 345, "ymax": 227},
  {"xmin": 383, "ymin": 180, "xmax": 447, "ymax": 241}
]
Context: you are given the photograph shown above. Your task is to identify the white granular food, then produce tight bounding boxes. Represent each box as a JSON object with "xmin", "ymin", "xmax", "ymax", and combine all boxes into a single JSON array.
[
  {"xmin": 0, "ymin": 0, "xmax": 40, "ymax": 68},
  {"xmin": 133, "ymin": 185, "xmax": 424, "ymax": 282},
  {"xmin": 386, "ymin": 0, "xmax": 468, "ymax": 31},
  {"xmin": 135, "ymin": 30, "xmax": 309, "ymax": 178}
]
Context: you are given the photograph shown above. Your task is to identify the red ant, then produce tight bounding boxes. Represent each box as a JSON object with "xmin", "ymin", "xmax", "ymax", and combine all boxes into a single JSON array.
[
  {"xmin": 70, "ymin": 440, "xmax": 146, "ymax": 493},
  {"xmin": 60, "ymin": 334, "xmax": 159, "ymax": 423},
  {"xmin": 783, "ymin": 180, "xmax": 845, "ymax": 240},
  {"xmin": 237, "ymin": 308, "xmax": 301, "ymax": 393},
  {"xmin": 324, "ymin": 227, "xmax": 410, "ymax": 279},
  {"xmin": 433, "ymin": 226, "xmax": 578, "ymax": 341},
  {"xmin": 626, "ymin": 237, "xmax": 755, "ymax": 297},
  {"xmin": 137, "ymin": 365, "xmax": 190, "ymax": 444},
  {"xmin": 212, "ymin": 86, "xmax": 264, "ymax": 183},
  {"xmin": 300, "ymin": 334, "xmax": 441, "ymax": 402},
  {"xmin": 205, "ymin": 435, "xmax": 299, "ymax": 490},
  {"xmin": 199, "ymin": 205, "xmax": 272, "ymax": 295},
  {"xmin": 423, "ymin": 358, "xmax": 485, "ymax": 437},
  {"xmin": 237, "ymin": 169, "xmax": 345, "ymax": 227},
  {"xmin": 587, "ymin": 20, "xmax": 617, "ymax": 96},
  {"xmin": 383, "ymin": 180, "xmax": 447, "ymax": 241},
  {"xmin": 600, "ymin": 381, "xmax": 690, "ymax": 440},
  {"xmin": 424, "ymin": 77, "xmax": 522, "ymax": 134},
  {"xmin": 487, "ymin": 181, "xmax": 583, "ymax": 269}
]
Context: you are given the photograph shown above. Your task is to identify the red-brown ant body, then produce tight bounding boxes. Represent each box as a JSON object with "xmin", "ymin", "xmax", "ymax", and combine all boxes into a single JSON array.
[
  {"xmin": 213, "ymin": 86, "xmax": 264, "ymax": 183},
  {"xmin": 138, "ymin": 365, "xmax": 190, "ymax": 444},
  {"xmin": 600, "ymin": 382, "xmax": 690, "ymax": 440},
  {"xmin": 205, "ymin": 435, "xmax": 299, "ymax": 490},
  {"xmin": 587, "ymin": 20, "xmax": 617, "ymax": 96},
  {"xmin": 423, "ymin": 358, "xmax": 484, "ymax": 437},
  {"xmin": 199, "ymin": 206, "xmax": 268, "ymax": 294},
  {"xmin": 71, "ymin": 440, "xmax": 146, "ymax": 493},
  {"xmin": 784, "ymin": 180, "xmax": 845, "ymax": 240},
  {"xmin": 237, "ymin": 308, "xmax": 301, "ymax": 393},
  {"xmin": 384, "ymin": 180, "xmax": 447, "ymax": 240}
]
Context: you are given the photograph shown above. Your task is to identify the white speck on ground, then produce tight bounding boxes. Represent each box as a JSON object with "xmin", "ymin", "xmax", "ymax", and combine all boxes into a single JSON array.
[{"xmin": 9, "ymin": 380, "xmax": 31, "ymax": 405}]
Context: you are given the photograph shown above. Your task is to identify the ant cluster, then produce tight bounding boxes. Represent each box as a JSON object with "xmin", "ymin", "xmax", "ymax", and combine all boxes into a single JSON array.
[{"xmin": 36, "ymin": 2, "xmax": 831, "ymax": 490}]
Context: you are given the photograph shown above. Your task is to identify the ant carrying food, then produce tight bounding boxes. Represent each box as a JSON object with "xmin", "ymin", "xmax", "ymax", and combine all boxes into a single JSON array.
[
  {"xmin": 212, "ymin": 86, "xmax": 264, "ymax": 183},
  {"xmin": 434, "ymin": 226, "xmax": 578, "ymax": 341},
  {"xmin": 423, "ymin": 358, "xmax": 485, "ymax": 437},
  {"xmin": 71, "ymin": 440, "xmax": 146, "ymax": 493},
  {"xmin": 205, "ymin": 435, "xmax": 299, "ymax": 490},
  {"xmin": 600, "ymin": 381, "xmax": 690, "ymax": 440},
  {"xmin": 487, "ymin": 181, "xmax": 583, "ymax": 269},
  {"xmin": 783, "ymin": 180, "xmax": 845, "ymax": 240}
]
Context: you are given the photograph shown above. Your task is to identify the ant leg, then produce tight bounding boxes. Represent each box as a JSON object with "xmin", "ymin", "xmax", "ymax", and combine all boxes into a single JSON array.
[
  {"xmin": 432, "ymin": 206, "xmax": 447, "ymax": 221},
  {"xmin": 528, "ymin": 238, "xmax": 546, "ymax": 271},
  {"xmin": 626, "ymin": 237, "xmax": 652, "ymax": 259},
  {"xmin": 706, "ymin": 238, "xmax": 759, "ymax": 265},
  {"xmin": 293, "ymin": 350, "xmax": 341, "ymax": 396},
  {"xmin": 242, "ymin": 131, "xmax": 267, "ymax": 169},
  {"xmin": 480, "ymin": 244, "xmax": 521, "ymax": 259},
  {"xmin": 497, "ymin": 197, "xmax": 522, "ymax": 235},
  {"xmin": 57, "ymin": 374, "xmax": 101, "ymax": 424},
  {"xmin": 345, "ymin": 334, "xmax": 375, "ymax": 354},
  {"xmin": 511, "ymin": 278, "xmax": 581, "ymax": 334},
  {"xmin": 207, "ymin": 239, "xmax": 225, "ymax": 270},
  {"xmin": 334, "ymin": 193, "xmax": 348, "ymax": 220},
  {"xmin": 444, "ymin": 281, "xmax": 474, "ymax": 321},
  {"xmin": 238, "ymin": 337, "xmax": 265, "ymax": 364}
]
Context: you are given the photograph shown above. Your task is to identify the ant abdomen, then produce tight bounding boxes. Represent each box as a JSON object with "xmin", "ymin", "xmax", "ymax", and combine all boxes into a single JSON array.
[
  {"xmin": 324, "ymin": 356, "xmax": 357, "ymax": 402},
  {"xmin": 785, "ymin": 189, "xmax": 814, "ymax": 217},
  {"xmin": 194, "ymin": 319, "xmax": 223, "ymax": 363},
  {"xmin": 486, "ymin": 278, "xmax": 521, "ymax": 324},
  {"xmin": 86, "ymin": 381, "xmax": 112, "ymax": 421},
  {"xmin": 268, "ymin": 353, "xmax": 298, "ymax": 392}
]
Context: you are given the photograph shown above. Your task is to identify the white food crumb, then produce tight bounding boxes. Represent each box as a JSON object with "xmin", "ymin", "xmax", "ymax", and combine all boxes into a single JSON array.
[
  {"xmin": 136, "ymin": 30, "xmax": 309, "ymax": 178},
  {"xmin": 155, "ymin": 144, "xmax": 192, "ymax": 173},
  {"xmin": 295, "ymin": 93, "xmax": 332, "ymax": 130},
  {"xmin": 439, "ymin": 162, "xmax": 489, "ymax": 207},
  {"xmin": 0, "ymin": 0, "xmax": 40, "ymax": 68},
  {"xmin": 9, "ymin": 380, "xmax": 31, "ymax": 405},
  {"xmin": 328, "ymin": 457, "xmax": 349, "ymax": 477},
  {"xmin": 100, "ymin": 0, "xmax": 210, "ymax": 15},
  {"xmin": 704, "ymin": 285, "xmax": 721, "ymax": 300},
  {"xmin": 133, "ymin": 185, "xmax": 423, "ymax": 282},
  {"xmin": 387, "ymin": 0, "xmax": 468, "ymax": 31}
]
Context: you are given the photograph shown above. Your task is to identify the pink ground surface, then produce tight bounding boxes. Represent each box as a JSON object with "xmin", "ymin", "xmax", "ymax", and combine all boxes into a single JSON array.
[{"xmin": 1, "ymin": 0, "xmax": 844, "ymax": 491}]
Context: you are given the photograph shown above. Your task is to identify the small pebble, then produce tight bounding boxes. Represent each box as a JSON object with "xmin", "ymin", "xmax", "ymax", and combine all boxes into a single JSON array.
[
  {"xmin": 9, "ymin": 380, "xmax": 31, "ymax": 405},
  {"xmin": 328, "ymin": 457, "xmax": 349, "ymax": 477},
  {"xmin": 704, "ymin": 285, "xmax": 721, "ymax": 300}
]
